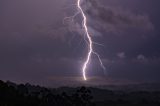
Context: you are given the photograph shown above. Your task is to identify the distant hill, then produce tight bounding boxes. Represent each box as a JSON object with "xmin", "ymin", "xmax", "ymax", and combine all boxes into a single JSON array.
[
  {"xmin": 1, "ymin": 80, "xmax": 160, "ymax": 106},
  {"xmin": 94, "ymin": 83, "xmax": 160, "ymax": 91}
]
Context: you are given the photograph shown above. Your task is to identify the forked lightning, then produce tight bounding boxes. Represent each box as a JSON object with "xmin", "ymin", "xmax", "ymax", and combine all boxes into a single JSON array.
[{"xmin": 77, "ymin": 0, "xmax": 105, "ymax": 80}]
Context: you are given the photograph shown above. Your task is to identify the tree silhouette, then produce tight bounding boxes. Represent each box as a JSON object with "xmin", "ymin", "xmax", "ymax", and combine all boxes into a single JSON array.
[{"xmin": 1, "ymin": 80, "xmax": 160, "ymax": 106}]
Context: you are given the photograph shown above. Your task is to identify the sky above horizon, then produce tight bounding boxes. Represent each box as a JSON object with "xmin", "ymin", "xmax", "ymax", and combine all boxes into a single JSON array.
[{"xmin": 0, "ymin": 0, "xmax": 160, "ymax": 87}]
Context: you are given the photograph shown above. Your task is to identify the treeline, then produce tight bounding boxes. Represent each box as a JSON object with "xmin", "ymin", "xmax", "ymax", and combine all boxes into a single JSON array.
[
  {"xmin": 1, "ymin": 80, "xmax": 160, "ymax": 106},
  {"xmin": 0, "ymin": 80, "xmax": 95, "ymax": 106}
]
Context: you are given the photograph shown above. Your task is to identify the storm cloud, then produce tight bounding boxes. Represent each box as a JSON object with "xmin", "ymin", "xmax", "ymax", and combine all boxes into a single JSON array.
[
  {"xmin": 67, "ymin": 0, "xmax": 154, "ymax": 38},
  {"xmin": 0, "ymin": 0, "xmax": 160, "ymax": 86}
]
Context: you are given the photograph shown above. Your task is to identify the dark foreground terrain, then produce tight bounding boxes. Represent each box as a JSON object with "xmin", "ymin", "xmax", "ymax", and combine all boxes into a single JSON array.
[{"xmin": 0, "ymin": 80, "xmax": 160, "ymax": 106}]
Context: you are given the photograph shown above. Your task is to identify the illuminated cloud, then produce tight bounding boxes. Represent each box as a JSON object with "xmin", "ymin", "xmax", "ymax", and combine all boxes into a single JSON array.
[{"xmin": 117, "ymin": 52, "xmax": 126, "ymax": 59}]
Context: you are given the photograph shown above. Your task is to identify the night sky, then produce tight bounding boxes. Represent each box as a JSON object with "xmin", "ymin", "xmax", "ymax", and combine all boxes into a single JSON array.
[{"xmin": 0, "ymin": 0, "xmax": 160, "ymax": 87}]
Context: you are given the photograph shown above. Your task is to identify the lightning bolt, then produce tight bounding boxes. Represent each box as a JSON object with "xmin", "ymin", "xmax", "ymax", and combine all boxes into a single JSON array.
[
  {"xmin": 77, "ymin": 0, "xmax": 105, "ymax": 81},
  {"xmin": 63, "ymin": 0, "xmax": 105, "ymax": 81}
]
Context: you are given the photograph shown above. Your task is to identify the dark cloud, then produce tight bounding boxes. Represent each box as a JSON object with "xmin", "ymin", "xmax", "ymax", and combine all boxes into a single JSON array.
[
  {"xmin": 87, "ymin": 0, "xmax": 154, "ymax": 34},
  {"xmin": 66, "ymin": 0, "xmax": 154, "ymax": 39}
]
